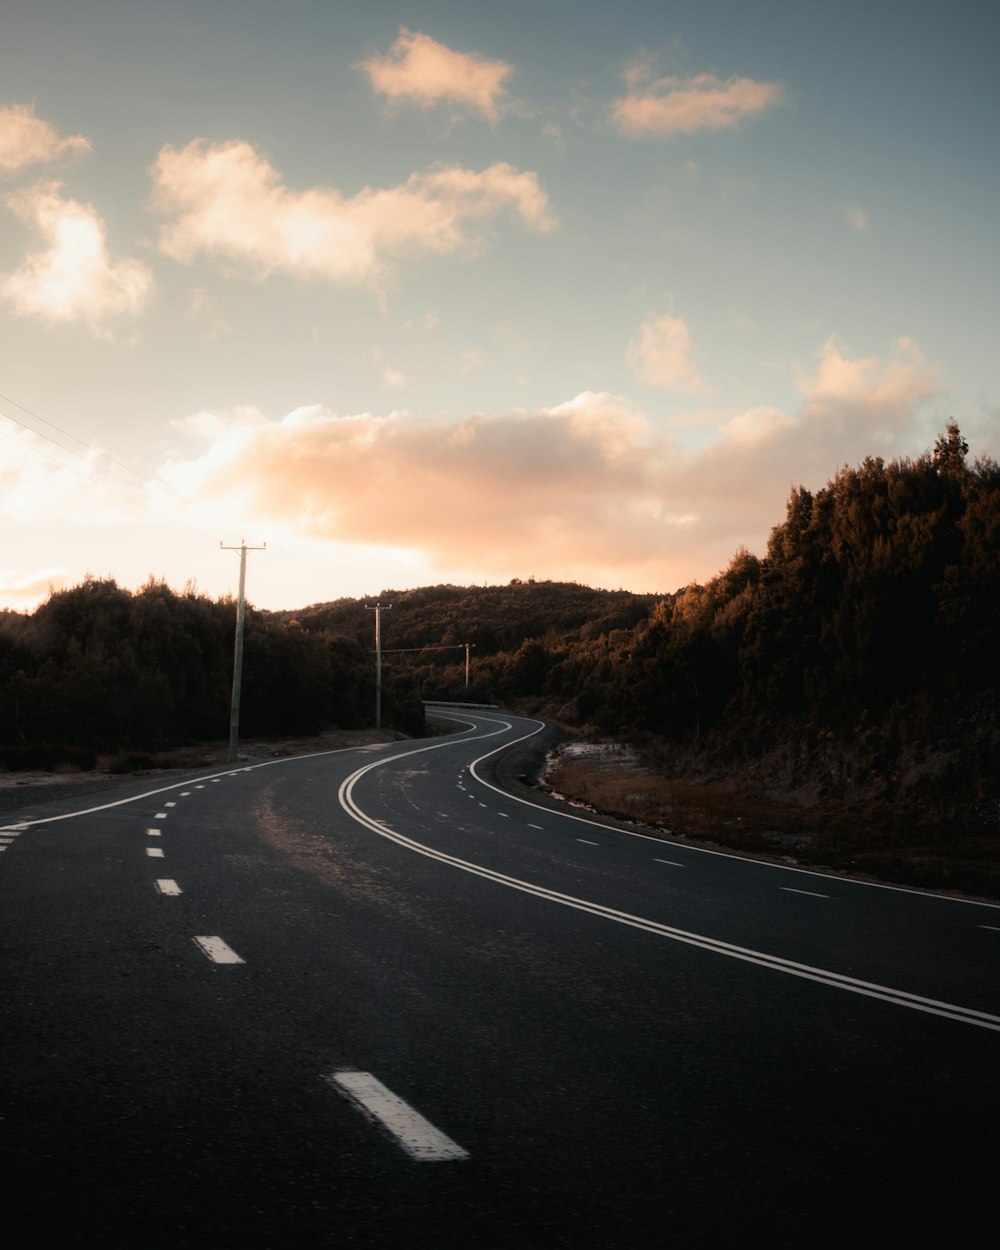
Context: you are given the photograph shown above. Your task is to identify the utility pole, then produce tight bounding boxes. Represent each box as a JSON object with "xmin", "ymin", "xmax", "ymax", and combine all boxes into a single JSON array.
[
  {"xmin": 465, "ymin": 642, "xmax": 476, "ymax": 691},
  {"xmin": 365, "ymin": 602, "xmax": 392, "ymax": 730},
  {"xmin": 221, "ymin": 540, "xmax": 265, "ymax": 762}
]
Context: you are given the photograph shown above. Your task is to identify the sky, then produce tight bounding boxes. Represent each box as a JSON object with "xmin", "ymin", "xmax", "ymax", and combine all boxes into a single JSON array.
[{"xmin": 1, "ymin": 0, "xmax": 998, "ymax": 612}]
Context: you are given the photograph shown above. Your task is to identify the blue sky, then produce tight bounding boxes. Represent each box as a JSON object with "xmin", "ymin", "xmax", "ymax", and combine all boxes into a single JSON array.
[{"xmin": 1, "ymin": 0, "xmax": 997, "ymax": 609}]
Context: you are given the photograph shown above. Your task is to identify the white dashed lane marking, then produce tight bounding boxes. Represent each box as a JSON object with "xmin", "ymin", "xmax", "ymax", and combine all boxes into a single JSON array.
[
  {"xmin": 781, "ymin": 887, "xmax": 829, "ymax": 899},
  {"xmin": 326, "ymin": 1070, "xmax": 469, "ymax": 1162},
  {"xmin": 146, "ymin": 847, "xmax": 164, "ymax": 858},
  {"xmin": 155, "ymin": 879, "xmax": 182, "ymax": 896},
  {"xmin": 193, "ymin": 936, "xmax": 244, "ymax": 964}
]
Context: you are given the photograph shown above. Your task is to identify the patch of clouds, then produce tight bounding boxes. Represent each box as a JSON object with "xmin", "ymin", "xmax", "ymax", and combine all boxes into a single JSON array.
[
  {"xmin": 149, "ymin": 139, "xmax": 555, "ymax": 293},
  {"xmin": 0, "ymin": 103, "xmax": 91, "ymax": 174},
  {"xmin": 611, "ymin": 57, "xmax": 785, "ymax": 138},
  {"xmin": 0, "ymin": 566, "xmax": 69, "ymax": 603},
  {"xmin": 0, "ymin": 181, "xmax": 154, "ymax": 335},
  {"xmin": 356, "ymin": 28, "xmax": 514, "ymax": 123},
  {"xmin": 155, "ymin": 336, "xmax": 943, "ymax": 592},
  {"xmin": 627, "ymin": 312, "xmax": 708, "ymax": 394}
]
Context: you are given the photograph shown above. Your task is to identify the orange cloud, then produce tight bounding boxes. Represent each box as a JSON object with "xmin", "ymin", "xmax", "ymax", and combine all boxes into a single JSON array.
[
  {"xmin": 357, "ymin": 28, "xmax": 514, "ymax": 122},
  {"xmin": 150, "ymin": 140, "xmax": 554, "ymax": 289},
  {"xmin": 0, "ymin": 103, "xmax": 91, "ymax": 173},
  {"xmin": 0, "ymin": 566, "xmax": 69, "ymax": 602},
  {"xmin": 1, "ymin": 181, "xmax": 154, "ymax": 333},
  {"xmin": 627, "ymin": 312, "xmax": 708, "ymax": 393},
  {"xmin": 159, "ymin": 337, "xmax": 941, "ymax": 591},
  {"xmin": 612, "ymin": 64, "xmax": 784, "ymax": 138}
]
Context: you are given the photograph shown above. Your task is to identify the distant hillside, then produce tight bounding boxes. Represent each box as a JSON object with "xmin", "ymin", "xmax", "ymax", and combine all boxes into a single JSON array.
[{"xmin": 271, "ymin": 580, "xmax": 660, "ymax": 652}]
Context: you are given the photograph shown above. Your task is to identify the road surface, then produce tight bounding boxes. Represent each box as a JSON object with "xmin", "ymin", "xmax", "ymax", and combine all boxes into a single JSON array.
[{"xmin": 1, "ymin": 710, "xmax": 997, "ymax": 1247}]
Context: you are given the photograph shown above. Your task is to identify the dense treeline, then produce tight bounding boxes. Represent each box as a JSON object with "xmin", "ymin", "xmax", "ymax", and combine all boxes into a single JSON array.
[
  {"xmin": 0, "ymin": 577, "xmax": 418, "ymax": 759},
  {"xmin": 0, "ymin": 576, "xmax": 652, "ymax": 760},
  {"xmin": 507, "ymin": 424, "xmax": 1000, "ymax": 824}
]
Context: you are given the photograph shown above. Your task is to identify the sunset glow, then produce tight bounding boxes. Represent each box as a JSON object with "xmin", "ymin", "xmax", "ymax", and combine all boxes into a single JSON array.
[{"xmin": 1, "ymin": 2, "xmax": 997, "ymax": 610}]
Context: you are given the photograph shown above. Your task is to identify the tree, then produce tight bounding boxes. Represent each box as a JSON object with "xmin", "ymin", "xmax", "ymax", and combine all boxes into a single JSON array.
[{"xmin": 933, "ymin": 420, "xmax": 969, "ymax": 478}]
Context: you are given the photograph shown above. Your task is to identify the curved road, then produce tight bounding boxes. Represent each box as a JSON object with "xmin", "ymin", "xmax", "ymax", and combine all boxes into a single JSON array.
[{"xmin": 2, "ymin": 711, "xmax": 997, "ymax": 1247}]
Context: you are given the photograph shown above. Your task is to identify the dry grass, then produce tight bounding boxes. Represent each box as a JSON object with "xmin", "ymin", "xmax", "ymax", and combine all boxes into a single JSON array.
[{"xmin": 543, "ymin": 747, "xmax": 1000, "ymax": 899}]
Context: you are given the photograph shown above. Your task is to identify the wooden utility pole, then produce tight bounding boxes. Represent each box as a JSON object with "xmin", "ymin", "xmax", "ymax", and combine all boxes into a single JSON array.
[
  {"xmin": 365, "ymin": 602, "xmax": 392, "ymax": 729},
  {"xmin": 221, "ymin": 541, "xmax": 265, "ymax": 761}
]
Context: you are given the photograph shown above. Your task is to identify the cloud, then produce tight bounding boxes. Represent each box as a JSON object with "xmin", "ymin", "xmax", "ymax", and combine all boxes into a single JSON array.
[
  {"xmin": 149, "ymin": 139, "xmax": 554, "ymax": 291},
  {"xmin": 612, "ymin": 60, "xmax": 784, "ymax": 137},
  {"xmin": 0, "ymin": 103, "xmax": 91, "ymax": 174},
  {"xmin": 627, "ymin": 313, "xmax": 708, "ymax": 393},
  {"xmin": 158, "ymin": 336, "xmax": 943, "ymax": 592},
  {"xmin": 0, "ymin": 566, "xmax": 69, "ymax": 602},
  {"xmin": 357, "ymin": 28, "xmax": 513, "ymax": 122},
  {"xmin": 1, "ymin": 181, "xmax": 154, "ymax": 333}
]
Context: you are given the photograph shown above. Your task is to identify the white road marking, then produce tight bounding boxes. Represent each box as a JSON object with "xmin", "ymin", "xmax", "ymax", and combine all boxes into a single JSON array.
[
  {"xmin": 498, "ymin": 812, "xmax": 509, "ymax": 818},
  {"xmin": 782, "ymin": 887, "xmax": 829, "ymax": 899},
  {"xmin": 0, "ymin": 836, "xmax": 16, "ymax": 844},
  {"xmin": 326, "ymin": 1071, "xmax": 468, "ymax": 1162},
  {"xmin": 195, "ymin": 785, "xmax": 205, "ymax": 789},
  {"xmin": 654, "ymin": 858, "xmax": 685, "ymax": 867},
  {"xmin": 165, "ymin": 801, "xmax": 176, "ymax": 807},
  {"xmin": 577, "ymin": 838, "xmax": 600, "ymax": 846},
  {"xmin": 193, "ymin": 936, "xmax": 244, "ymax": 964},
  {"xmin": 146, "ymin": 847, "xmax": 164, "ymax": 858},
  {"xmin": 0, "ymin": 845, "xmax": 7, "ymax": 852},
  {"xmin": 155, "ymin": 879, "xmax": 182, "ymax": 896},
  {"xmin": 154, "ymin": 812, "xmax": 167, "ymax": 820},
  {"xmin": 212, "ymin": 778, "xmax": 221, "ymax": 783},
  {"xmin": 979, "ymin": 925, "xmax": 1000, "ymax": 932},
  {"xmin": 146, "ymin": 828, "xmax": 161, "ymax": 837},
  {"xmin": 180, "ymin": 791, "xmax": 191, "ymax": 797},
  {"xmin": 339, "ymin": 753, "xmax": 1000, "ymax": 1034}
]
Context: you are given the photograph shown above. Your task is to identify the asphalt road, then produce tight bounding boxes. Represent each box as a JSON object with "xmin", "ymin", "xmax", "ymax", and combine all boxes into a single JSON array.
[{"xmin": 2, "ymin": 710, "xmax": 997, "ymax": 1248}]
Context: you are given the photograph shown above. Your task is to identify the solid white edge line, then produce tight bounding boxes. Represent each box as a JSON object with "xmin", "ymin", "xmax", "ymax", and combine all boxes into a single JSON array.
[
  {"xmin": 326, "ymin": 1070, "xmax": 468, "ymax": 1162},
  {"xmin": 438, "ymin": 712, "xmax": 1000, "ymax": 913},
  {"xmin": 782, "ymin": 887, "xmax": 829, "ymax": 898},
  {"xmin": 338, "ymin": 740, "xmax": 1000, "ymax": 1034}
]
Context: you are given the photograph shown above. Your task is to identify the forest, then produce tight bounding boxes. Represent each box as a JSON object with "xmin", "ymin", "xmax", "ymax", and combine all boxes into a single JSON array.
[{"xmin": 2, "ymin": 423, "xmax": 998, "ymax": 879}]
